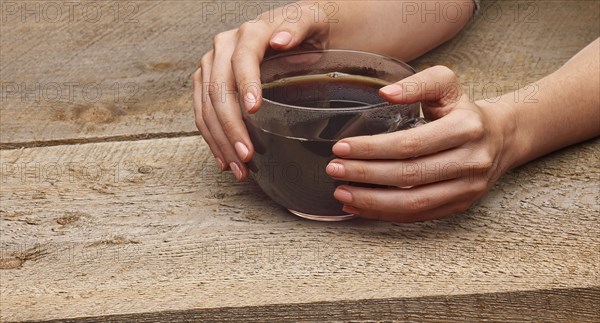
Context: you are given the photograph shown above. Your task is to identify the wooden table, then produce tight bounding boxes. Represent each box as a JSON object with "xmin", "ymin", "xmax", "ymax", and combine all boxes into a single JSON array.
[{"xmin": 1, "ymin": 1, "xmax": 598, "ymax": 321}]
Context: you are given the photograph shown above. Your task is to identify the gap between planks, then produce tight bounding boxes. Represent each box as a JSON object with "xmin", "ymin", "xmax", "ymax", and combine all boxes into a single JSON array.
[
  {"xmin": 0, "ymin": 131, "xmax": 200, "ymax": 150},
  {"xmin": 12, "ymin": 287, "xmax": 600, "ymax": 323}
]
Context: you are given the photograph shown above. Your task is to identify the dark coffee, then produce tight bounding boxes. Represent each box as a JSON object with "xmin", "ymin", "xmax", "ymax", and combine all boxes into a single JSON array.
[
  {"xmin": 244, "ymin": 73, "xmax": 393, "ymax": 216},
  {"xmin": 262, "ymin": 72, "xmax": 388, "ymax": 110}
]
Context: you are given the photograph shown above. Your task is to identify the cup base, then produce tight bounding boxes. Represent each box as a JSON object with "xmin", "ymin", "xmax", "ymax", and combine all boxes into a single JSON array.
[{"xmin": 288, "ymin": 209, "xmax": 357, "ymax": 221}]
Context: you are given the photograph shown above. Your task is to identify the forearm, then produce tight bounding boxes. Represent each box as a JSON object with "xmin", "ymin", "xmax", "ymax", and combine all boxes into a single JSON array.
[
  {"xmin": 317, "ymin": 0, "xmax": 475, "ymax": 61},
  {"xmin": 486, "ymin": 38, "xmax": 600, "ymax": 169}
]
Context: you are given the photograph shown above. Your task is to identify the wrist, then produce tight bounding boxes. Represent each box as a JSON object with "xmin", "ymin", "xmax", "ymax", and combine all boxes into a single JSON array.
[{"xmin": 476, "ymin": 98, "xmax": 524, "ymax": 172}]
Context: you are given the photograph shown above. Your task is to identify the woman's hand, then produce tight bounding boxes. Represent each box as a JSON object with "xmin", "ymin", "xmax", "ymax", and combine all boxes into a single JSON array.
[
  {"xmin": 326, "ymin": 66, "xmax": 518, "ymax": 222},
  {"xmin": 192, "ymin": 3, "xmax": 331, "ymax": 181}
]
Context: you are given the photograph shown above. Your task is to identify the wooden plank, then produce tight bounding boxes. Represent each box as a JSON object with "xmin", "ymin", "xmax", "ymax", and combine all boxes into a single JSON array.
[
  {"xmin": 415, "ymin": 0, "xmax": 600, "ymax": 93},
  {"xmin": 1, "ymin": 0, "xmax": 599, "ymax": 147},
  {"xmin": 34, "ymin": 288, "xmax": 600, "ymax": 322},
  {"xmin": 1, "ymin": 136, "xmax": 598, "ymax": 321},
  {"xmin": 0, "ymin": 0, "xmax": 239, "ymax": 147}
]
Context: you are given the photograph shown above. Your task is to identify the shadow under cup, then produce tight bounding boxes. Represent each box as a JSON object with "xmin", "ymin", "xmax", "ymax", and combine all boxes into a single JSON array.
[{"xmin": 242, "ymin": 50, "xmax": 421, "ymax": 221}]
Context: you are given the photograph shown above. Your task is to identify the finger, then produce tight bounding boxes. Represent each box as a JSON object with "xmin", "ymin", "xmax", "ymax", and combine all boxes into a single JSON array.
[
  {"xmin": 201, "ymin": 51, "xmax": 247, "ymax": 181},
  {"xmin": 332, "ymin": 107, "xmax": 485, "ymax": 159},
  {"xmin": 342, "ymin": 201, "xmax": 471, "ymax": 223},
  {"xmin": 379, "ymin": 65, "xmax": 464, "ymax": 108},
  {"xmin": 210, "ymin": 30, "xmax": 255, "ymax": 164},
  {"xmin": 379, "ymin": 65, "xmax": 466, "ymax": 120},
  {"xmin": 326, "ymin": 148, "xmax": 468, "ymax": 187},
  {"xmin": 231, "ymin": 11, "xmax": 329, "ymax": 113},
  {"xmin": 230, "ymin": 21, "xmax": 273, "ymax": 113},
  {"xmin": 268, "ymin": 4, "xmax": 329, "ymax": 50},
  {"xmin": 192, "ymin": 67, "xmax": 227, "ymax": 171},
  {"xmin": 333, "ymin": 177, "xmax": 488, "ymax": 214}
]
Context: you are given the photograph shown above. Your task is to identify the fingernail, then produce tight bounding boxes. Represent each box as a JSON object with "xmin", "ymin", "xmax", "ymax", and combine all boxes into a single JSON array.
[
  {"xmin": 326, "ymin": 162, "xmax": 345, "ymax": 177},
  {"xmin": 380, "ymin": 84, "xmax": 402, "ymax": 96},
  {"xmin": 271, "ymin": 31, "xmax": 292, "ymax": 46},
  {"xmin": 334, "ymin": 188, "xmax": 353, "ymax": 203},
  {"xmin": 215, "ymin": 157, "xmax": 225, "ymax": 172},
  {"xmin": 332, "ymin": 142, "xmax": 351, "ymax": 156},
  {"xmin": 230, "ymin": 162, "xmax": 243, "ymax": 181},
  {"xmin": 342, "ymin": 205, "xmax": 360, "ymax": 215},
  {"xmin": 235, "ymin": 142, "xmax": 249, "ymax": 160},
  {"xmin": 244, "ymin": 92, "xmax": 256, "ymax": 111}
]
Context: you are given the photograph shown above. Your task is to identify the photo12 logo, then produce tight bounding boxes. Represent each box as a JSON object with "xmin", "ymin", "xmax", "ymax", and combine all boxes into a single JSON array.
[
  {"xmin": 398, "ymin": 1, "xmax": 538, "ymax": 24},
  {"xmin": 400, "ymin": 1, "xmax": 474, "ymax": 23},
  {"xmin": 0, "ymin": 81, "xmax": 139, "ymax": 104},
  {"xmin": 1, "ymin": 1, "xmax": 139, "ymax": 23},
  {"xmin": 201, "ymin": 1, "xmax": 339, "ymax": 23},
  {"xmin": 1, "ymin": 161, "xmax": 154, "ymax": 184}
]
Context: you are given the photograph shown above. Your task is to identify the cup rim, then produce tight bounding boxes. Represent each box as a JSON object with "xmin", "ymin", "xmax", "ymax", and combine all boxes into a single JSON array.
[{"xmin": 259, "ymin": 49, "xmax": 416, "ymax": 112}]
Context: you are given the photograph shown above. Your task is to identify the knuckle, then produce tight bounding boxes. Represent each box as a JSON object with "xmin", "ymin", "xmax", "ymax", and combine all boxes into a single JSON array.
[
  {"xmin": 357, "ymin": 191, "xmax": 376, "ymax": 210},
  {"xmin": 220, "ymin": 118, "xmax": 239, "ymax": 136},
  {"xmin": 230, "ymin": 47, "xmax": 249, "ymax": 65},
  {"xmin": 431, "ymin": 65, "xmax": 455, "ymax": 78},
  {"xmin": 256, "ymin": 9, "xmax": 272, "ymax": 21},
  {"xmin": 238, "ymin": 21, "xmax": 252, "ymax": 32},
  {"xmin": 463, "ymin": 179, "xmax": 488, "ymax": 197},
  {"xmin": 212, "ymin": 32, "xmax": 228, "ymax": 47},
  {"xmin": 475, "ymin": 149, "xmax": 494, "ymax": 168},
  {"xmin": 200, "ymin": 53, "xmax": 212, "ymax": 69},
  {"xmin": 207, "ymin": 81, "xmax": 222, "ymax": 103},
  {"xmin": 353, "ymin": 164, "xmax": 370, "ymax": 182},
  {"xmin": 216, "ymin": 139, "xmax": 231, "ymax": 154},
  {"xmin": 399, "ymin": 135, "xmax": 423, "ymax": 155},
  {"xmin": 208, "ymin": 89, "xmax": 219, "ymax": 104},
  {"xmin": 404, "ymin": 194, "xmax": 430, "ymax": 213},
  {"xmin": 395, "ymin": 163, "xmax": 418, "ymax": 185},
  {"xmin": 465, "ymin": 115, "xmax": 485, "ymax": 139},
  {"xmin": 201, "ymin": 103, "xmax": 212, "ymax": 118},
  {"xmin": 471, "ymin": 179, "xmax": 489, "ymax": 194},
  {"xmin": 239, "ymin": 21, "xmax": 258, "ymax": 33},
  {"xmin": 240, "ymin": 20, "xmax": 269, "ymax": 37},
  {"xmin": 192, "ymin": 68, "xmax": 202, "ymax": 84},
  {"xmin": 359, "ymin": 140, "xmax": 376, "ymax": 158}
]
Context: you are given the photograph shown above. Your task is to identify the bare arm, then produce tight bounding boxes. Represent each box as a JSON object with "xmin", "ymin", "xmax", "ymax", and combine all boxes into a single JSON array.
[
  {"xmin": 491, "ymin": 38, "xmax": 600, "ymax": 169},
  {"xmin": 325, "ymin": 39, "xmax": 600, "ymax": 222},
  {"xmin": 327, "ymin": 0, "xmax": 475, "ymax": 60}
]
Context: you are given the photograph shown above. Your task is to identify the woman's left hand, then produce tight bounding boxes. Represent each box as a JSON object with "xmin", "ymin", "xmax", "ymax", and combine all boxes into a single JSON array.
[{"xmin": 325, "ymin": 66, "xmax": 517, "ymax": 222}]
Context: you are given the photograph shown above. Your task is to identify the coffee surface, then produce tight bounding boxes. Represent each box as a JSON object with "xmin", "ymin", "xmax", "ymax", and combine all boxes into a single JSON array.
[{"xmin": 262, "ymin": 72, "xmax": 389, "ymax": 109}]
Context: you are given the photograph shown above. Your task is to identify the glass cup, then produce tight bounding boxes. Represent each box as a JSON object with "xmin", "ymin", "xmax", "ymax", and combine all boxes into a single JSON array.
[{"xmin": 242, "ymin": 50, "xmax": 423, "ymax": 221}]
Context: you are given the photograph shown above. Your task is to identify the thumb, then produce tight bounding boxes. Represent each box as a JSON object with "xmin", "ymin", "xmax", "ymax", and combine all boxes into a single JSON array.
[
  {"xmin": 269, "ymin": 5, "xmax": 330, "ymax": 50},
  {"xmin": 379, "ymin": 65, "xmax": 464, "ymax": 106}
]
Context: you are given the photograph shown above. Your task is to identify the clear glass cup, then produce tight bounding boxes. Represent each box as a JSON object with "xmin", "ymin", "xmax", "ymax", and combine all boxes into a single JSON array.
[{"xmin": 242, "ymin": 50, "xmax": 423, "ymax": 221}]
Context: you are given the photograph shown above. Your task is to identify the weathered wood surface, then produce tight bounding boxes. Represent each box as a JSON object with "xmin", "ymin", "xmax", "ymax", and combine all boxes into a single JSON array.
[
  {"xmin": 1, "ymin": 0, "xmax": 599, "ymax": 322},
  {"xmin": 1, "ymin": 0, "xmax": 598, "ymax": 147},
  {"xmin": 33, "ymin": 288, "xmax": 600, "ymax": 322},
  {"xmin": 0, "ymin": 137, "xmax": 598, "ymax": 321}
]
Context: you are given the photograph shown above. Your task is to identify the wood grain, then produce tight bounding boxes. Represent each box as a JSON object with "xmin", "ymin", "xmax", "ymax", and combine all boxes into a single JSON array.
[
  {"xmin": 413, "ymin": 0, "xmax": 600, "ymax": 85},
  {"xmin": 31, "ymin": 288, "xmax": 600, "ymax": 322},
  {"xmin": 1, "ymin": 136, "xmax": 598, "ymax": 321},
  {"xmin": 1, "ymin": 0, "xmax": 599, "ymax": 321},
  {"xmin": 0, "ymin": 0, "xmax": 236, "ymax": 147},
  {"xmin": 1, "ymin": 0, "xmax": 599, "ymax": 147}
]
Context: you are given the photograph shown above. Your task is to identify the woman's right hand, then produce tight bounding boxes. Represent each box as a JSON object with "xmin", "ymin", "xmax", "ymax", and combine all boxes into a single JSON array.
[{"xmin": 193, "ymin": 3, "xmax": 332, "ymax": 181}]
